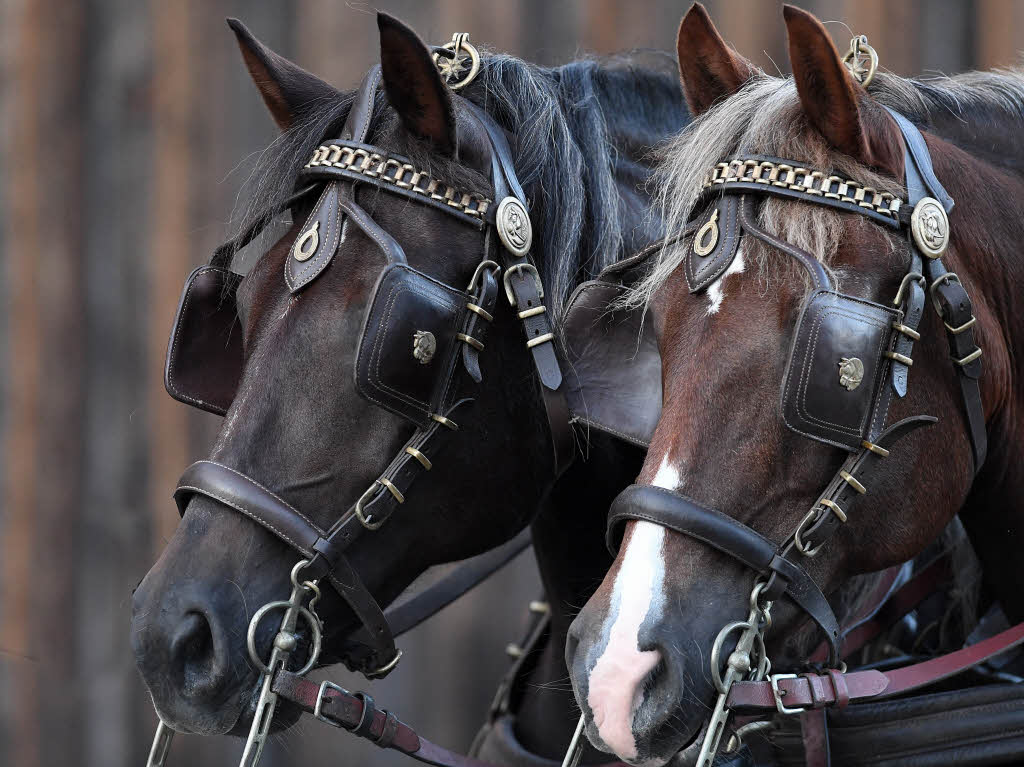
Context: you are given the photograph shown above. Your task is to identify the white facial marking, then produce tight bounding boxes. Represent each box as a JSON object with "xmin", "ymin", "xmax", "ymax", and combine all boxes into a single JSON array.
[
  {"xmin": 587, "ymin": 520, "xmax": 666, "ymax": 761},
  {"xmin": 650, "ymin": 453, "xmax": 681, "ymax": 492},
  {"xmin": 705, "ymin": 247, "xmax": 745, "ymax": 316}
]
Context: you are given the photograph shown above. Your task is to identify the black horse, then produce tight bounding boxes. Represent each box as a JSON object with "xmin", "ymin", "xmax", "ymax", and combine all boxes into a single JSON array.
[{"xmin": 131, "ymin": 12, "xmax": 685, "ymax": 764}]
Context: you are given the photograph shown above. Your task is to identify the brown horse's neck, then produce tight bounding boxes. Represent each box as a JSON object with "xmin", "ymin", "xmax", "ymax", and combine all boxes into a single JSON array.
[
  {"xmin": 508, "ymin": 436, "xmax": 644, "ymax": 762},
  {"xmin": 929, "ymin": 128, "xmax": 1024, "ymax": 619}
]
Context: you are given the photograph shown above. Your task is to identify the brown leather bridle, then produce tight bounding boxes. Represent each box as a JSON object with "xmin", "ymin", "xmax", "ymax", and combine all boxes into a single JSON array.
[{"xmin": 605, "ymin": 106, "xmax": 1005, "ymax": 767}]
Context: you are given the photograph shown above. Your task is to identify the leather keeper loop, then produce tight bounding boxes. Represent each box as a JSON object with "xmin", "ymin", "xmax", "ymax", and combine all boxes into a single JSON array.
[
  {"xmin": 827, "ymin": 668, "xmax": 850, "ymax": 708},
  {"xmin": 375, "ymin": 710, "xmax": 400, "ymax": 747},
  {"xmin": 352, "ymin": 692, "xmax": 377, "ymax": 738}
]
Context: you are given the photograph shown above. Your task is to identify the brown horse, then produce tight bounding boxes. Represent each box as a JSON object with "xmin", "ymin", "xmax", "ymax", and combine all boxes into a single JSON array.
[
  {"xmin": 130, "ymin": 10, "xmax": 685, "ymax": 760},
  {"xmin": 567, "ymin": 4, "xmax": 1021, "ymax": 765}
]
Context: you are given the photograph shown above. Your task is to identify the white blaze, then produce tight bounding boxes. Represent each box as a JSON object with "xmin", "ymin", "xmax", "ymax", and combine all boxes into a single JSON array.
[
  {"xmin": 705, "ymin": 247, "xmax": 745, "ymax": 316},
  {"xmin": 587, "ymin": 455, "xmax": 675, "ymax": 761}
]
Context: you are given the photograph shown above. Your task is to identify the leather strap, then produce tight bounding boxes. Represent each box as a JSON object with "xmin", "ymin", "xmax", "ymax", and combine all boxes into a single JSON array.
[
  {"xmin": 607, "ymin": 484, "xmax": 841, "ymax": 665},
  {"xmin": 882, "ymin": 107, "xmax": 955, "ymax": 213},
  {"xmin": 173, "ymin": 460, "xmax": 397, "ymax": 672},
  {"xmin": 727, "ymin": 619, "xmax": 1024, "ymax": 712},
  {"xmin": 738, "ymin": 196, "xmax": 831, "ymax": 291},
  {"xmin": 800, "ymin": 708, "xmax": 831, "ymax": 767}
]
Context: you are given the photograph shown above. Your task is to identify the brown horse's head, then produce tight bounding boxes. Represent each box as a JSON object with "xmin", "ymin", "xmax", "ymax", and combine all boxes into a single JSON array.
[
  {"xmin": 131, "ymin": 14, "xmax": 561, "ymax": 736},
  {"xmin": 568, "ymin": 4, "xmax": 1015, "ymax": 764}
]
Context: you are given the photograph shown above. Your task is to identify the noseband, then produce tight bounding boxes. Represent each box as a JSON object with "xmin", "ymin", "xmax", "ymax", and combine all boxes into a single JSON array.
[{"xmin": 607, "ymin": 108, "xmax": 993, "ymax": 765}]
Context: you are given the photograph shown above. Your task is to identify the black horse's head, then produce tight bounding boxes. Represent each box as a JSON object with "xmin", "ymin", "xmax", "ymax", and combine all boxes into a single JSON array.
[{"xmin": 132, "ymin": 14, "xmax": 561, "ymax": 736}]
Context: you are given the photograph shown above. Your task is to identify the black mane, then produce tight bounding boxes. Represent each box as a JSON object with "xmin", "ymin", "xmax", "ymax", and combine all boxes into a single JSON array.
[{"xmin": 237, "ymin": 50, "xmax": 687, "ymax": 320}]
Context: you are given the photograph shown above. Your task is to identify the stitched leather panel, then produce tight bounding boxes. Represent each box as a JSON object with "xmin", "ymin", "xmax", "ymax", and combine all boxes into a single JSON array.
[
  {"xmin": 356, "ymin": 264, "xmax": 469, "ymax": 427},
  {"xmin": 684, "ymin": 196, "xmax": 742, "ymax": 294},
  {"xmin": 782, "ymin": 290, "xmax": 901, "ymax": 451},
  {"xmin": 164, "ymin": 265, "xmax": 243, "ymax": 416},
  {"xmin": 285, "ymin": 181, "xmax": 345, "ymax": 293}
]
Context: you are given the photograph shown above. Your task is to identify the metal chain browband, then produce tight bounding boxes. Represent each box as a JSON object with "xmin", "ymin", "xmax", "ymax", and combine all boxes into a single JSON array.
[
  {"xmin": 304, "ymin": 141, "xmax": 492, "ymax": 222},
  {"xmin": 703, "ymin": 157, "xmax": 903, "ymax": 225}
]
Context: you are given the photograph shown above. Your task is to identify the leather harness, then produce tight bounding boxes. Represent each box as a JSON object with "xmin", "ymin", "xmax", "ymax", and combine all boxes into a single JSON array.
[{"xmin": 605, "ymin": 108, "xmax": 1003, "ymax": 766}]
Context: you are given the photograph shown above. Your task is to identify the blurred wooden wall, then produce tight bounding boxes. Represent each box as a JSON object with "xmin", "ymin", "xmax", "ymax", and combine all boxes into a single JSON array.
[{"xmin": 1, "ymin": 1, "xmax": 1022, "ymax": 765}]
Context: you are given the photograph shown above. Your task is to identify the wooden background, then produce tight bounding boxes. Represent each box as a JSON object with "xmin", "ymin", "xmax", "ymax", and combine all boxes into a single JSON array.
[{"xmin": 1, "ymin": 1, "xmax": 1022, "ymax": 765}]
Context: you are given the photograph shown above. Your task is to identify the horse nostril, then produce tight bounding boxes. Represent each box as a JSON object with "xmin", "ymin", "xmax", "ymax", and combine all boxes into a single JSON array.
[{"xmin": 170, "ymin": 611, "xmax": 228, "ymax": 701}]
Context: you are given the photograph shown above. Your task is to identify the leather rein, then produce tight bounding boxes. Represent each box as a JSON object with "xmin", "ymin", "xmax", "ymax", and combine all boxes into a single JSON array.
[
  {"xmin": 148, "ymin": 66, "xmax": 578, "ymax": 767},
  {"xmin": 606, "ymin": 107, "xmax": 1003, "ymax": 767}
]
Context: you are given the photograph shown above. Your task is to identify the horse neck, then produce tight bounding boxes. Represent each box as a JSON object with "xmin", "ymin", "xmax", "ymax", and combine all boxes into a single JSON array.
[
  {"xmin": 930, "ymin": 128, "xmax": 1024, "ymax": 618},
  {"xmin": 511, "ymin": 436, "xmax": 645, "ymax": 761}
]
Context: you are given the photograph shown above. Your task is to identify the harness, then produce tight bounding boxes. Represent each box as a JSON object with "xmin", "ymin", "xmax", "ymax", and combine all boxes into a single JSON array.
[
  {"xmin": 151, "ymin": 60, "xmax": 580, "ymax": 767},
  {"xmin": 603, "ymin": 109, "xmax": 1011, "ymax": 767}
]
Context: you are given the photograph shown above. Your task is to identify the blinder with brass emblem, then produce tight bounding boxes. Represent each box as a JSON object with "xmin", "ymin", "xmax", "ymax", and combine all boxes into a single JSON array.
[
  {"xmin": 837, "ymin": 357, "xmax": 864, "ymax": 391},
  {"xmin": 413, "ymin": 330, "xmax": 437, "ymax": 364},
  {"xmin": 910, "ymin": 197, "xmax": 949, "ymax": 258},
  {"xmin": 495, "ymin": 196, "xmax": 532, "ymax": 257}
]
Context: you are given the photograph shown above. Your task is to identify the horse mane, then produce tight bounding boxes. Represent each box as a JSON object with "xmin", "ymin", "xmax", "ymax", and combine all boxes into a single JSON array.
[
  {"xmin": 628, "ymin": 66, "xmax": 1024, "ymax": 309},
  {"xmin": 235, "ymin": 49, "xmax": 686, "ymax": 321}
]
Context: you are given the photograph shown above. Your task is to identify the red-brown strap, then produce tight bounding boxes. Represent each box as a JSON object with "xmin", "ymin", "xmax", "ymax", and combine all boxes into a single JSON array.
[
  {"xmin": 271, "ymin": 670, "xmax": 628, "ymax": 767},
  {"xmin": 728, "ymin": 620, "xmax": 1024, "ymax": 712}
]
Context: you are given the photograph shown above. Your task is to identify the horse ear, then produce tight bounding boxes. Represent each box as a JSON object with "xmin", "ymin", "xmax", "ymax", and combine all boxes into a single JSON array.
[
  {"xmin": 377, "ymin": 12, "xmax": 456, "ymax": 156},
  {"xmin": 784, "ymin": 5, "xmax": 902, "ymax": 171},
  {"xmin": 676, "ymin": 3, "xmax": 759, "ymax": 117},
  {"xmin": 228, "ymin": 18, "xmax": 339, "ymax": 131}
]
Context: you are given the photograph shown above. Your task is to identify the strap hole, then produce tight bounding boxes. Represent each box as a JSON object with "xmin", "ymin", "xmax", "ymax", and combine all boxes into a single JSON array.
[{"xmin": 527, "ymin": 299, "xmax": 533, "ymax": 306}]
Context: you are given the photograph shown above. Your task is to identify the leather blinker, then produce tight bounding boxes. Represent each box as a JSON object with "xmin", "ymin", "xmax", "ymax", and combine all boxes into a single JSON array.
[
  {"xmin": 355, "ymin": 264, "xmax": 469, "ymax": 427},
  {"xmin": 164, "ymin": 265, "xmax": 244, "ymax": 416},
  {"xmin": 286, "ymin": 181, "xmax": 346, "ymax": 293},
  {"xmin": 685, "ymin": 195, "xmax": 742, "ymax": 293},
  {"xmin": 782, "ymin": 290, "xmax": 901, "ymax": 451}
]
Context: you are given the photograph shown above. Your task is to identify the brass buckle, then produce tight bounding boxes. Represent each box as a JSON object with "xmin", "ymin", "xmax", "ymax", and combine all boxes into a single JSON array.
[
  {"xmin": 467, "ymin": 259, "xmax": 500, "ymax": 292},
  {"xmin": 769, "ymin": 674, "xmax": 806, "ymax": 715},
  {"xmin": 503, "ymin": 262, "xmax": 544, "ymax": 306},
  {"xmin": 355, "ymin": 483, "xmax": 386, "ymax": 530},
  {"xmin": 314, "ymin": 681, "xmax": 349, "ymax": 728}
]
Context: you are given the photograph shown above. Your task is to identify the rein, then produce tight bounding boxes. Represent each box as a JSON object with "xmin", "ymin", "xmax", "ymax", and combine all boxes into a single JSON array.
[{"xmin": 606, "ymin": 99, "xmax": 996, "ymax": 766}]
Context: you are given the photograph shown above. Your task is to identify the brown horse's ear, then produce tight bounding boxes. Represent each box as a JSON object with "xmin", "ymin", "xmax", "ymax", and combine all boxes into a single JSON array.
[
  {"xmin": 228, "ymin": 18, "xmax": 339, "ymax": 131},
  {"xmin": 677, "ymin": 3, "xmax": 759, "ymax": 117},
  {"xmin": 377, "ymin": 12, "xmax": 456, "ymax": 156},
  {"xmin": 783, "ymin": 5, "xmax": 900, "ymax": 172}
]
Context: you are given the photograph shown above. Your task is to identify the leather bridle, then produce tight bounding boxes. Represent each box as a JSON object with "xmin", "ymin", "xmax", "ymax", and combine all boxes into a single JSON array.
[{"xmin": 605, "ymin": 107, "xmax": 1005, "ymax": 766}]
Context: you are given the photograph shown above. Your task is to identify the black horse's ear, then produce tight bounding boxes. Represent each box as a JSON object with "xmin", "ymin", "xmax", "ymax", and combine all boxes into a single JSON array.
[
  {"xmin": 377, "ymin": 12, "xmax": 457, "ymax": 155},
  {"xmin": 677, "ymin": 3, "xmax": 759, "ymax": 117},
  {"xmin": 228, "ymin": 18, "xmax": 339, "ymax": 131}
]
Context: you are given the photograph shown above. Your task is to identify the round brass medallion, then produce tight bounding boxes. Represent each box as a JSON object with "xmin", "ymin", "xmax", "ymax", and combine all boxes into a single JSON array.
[
  {"xmin": 495, "ymin": 197, "xmax": 532, "ymax": 257},
  {"xmin": 910, "ymin": 197, "xmax": 949, "ymax": 259}
]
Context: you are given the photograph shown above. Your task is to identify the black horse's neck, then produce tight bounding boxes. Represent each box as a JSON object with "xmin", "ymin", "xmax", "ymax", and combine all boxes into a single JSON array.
[{"xmin": 503, "ymin": 435, "xmax": 644, "ymax": 762}]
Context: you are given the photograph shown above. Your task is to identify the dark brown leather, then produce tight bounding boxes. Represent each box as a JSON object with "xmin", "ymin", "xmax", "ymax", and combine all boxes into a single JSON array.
[
  {"xmin": 173, "ymin": 460, "xmax": 397, "ymax": 670},
  {"xmin": 782, "ymin": 289, "xmax": 901, "ymax": 451},
  {"xmin": 684, "ymin": 195, "xmax": 742, "ymax": 293},
  {"xmin": 355, "ymin": 264, "xmax": 470, "ymax": 428},
  {"xmin": 285, "ymin": 181, "xmax": 345, "ymax": 293},
  {"xmin": 799, "ymin": 708, "xmax": 831, "ymax": 767},
  {"xmin": 607, "ymin": 484, "xmax": 842, "ymax": 664},
  {"xmin": 459, "ymin": 267, "xmax": 499, "ymax": 383},
  {"xmin": 164, "ymin": 266, "xmax": 244, "ymax": 416},
  {"xmin": 562, "ymin": 280, "xmax": 661, "ymax": 447},
  {"xmin": 343, "ymin": 66, "xmax": 382, "ymax": 143}
]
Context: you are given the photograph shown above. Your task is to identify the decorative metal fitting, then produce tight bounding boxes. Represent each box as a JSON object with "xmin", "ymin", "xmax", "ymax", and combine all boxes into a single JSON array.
[
  {"xmin": 432, "ymin": 33, "xmax": 480, "ymax": 90},
  {"xmin": 413, "ymin": 330, "xmax": 437, "ymax": 364},
  {"xmin": 910, "ymin": 197, "xmax": 950, "ymax": 258},
  {"xmin": 838, "ymin": 357, "xmax": 864, "ymax": 391},
  {"xmin": 840, "ymin": 470, "xmax": 867, "ymax": 495},
  {"xmin": 694, "ymin": 208, "xmax": 720, "ymax": 256},
  {"xmin": 366, "ymin": 649, "xmax": 404, "ymax": 679},
  {"xmin": 496, "ymin": 197, "xmax": 533, "ymax": 257},
  {"xmin": 842, "ymin": 35, "xmax": 878, "ymax": 87},
  {"xmin": 292, "ymin": 220, "xmax": 320, "ymax": 262}
]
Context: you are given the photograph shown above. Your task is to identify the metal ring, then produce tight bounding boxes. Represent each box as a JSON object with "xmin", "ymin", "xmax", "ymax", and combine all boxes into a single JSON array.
[
  {"xmin": 246, "ymin": 600, "xmax": 323, "ymax": 676},
  {"xmin": 366, "ymin": 649, "xmax": 404, "ymax": 679},
  {"xmin": 944, "ymin": 315, "xmax": 976, "ymax": 334},
  {"xmin": 841, "ymin": 35, "xmax": 878, "ymax": 87},
  {"xmin": 709, "ymin": 620, "xmax": 767, "ymax": 694},
  {"xmin": 892, "ymin": 271, "xmax": 925, "ymax": 307},
  {"xmin": 432, "ymin": 34, "xmax": 480, "ymax": 91}
]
